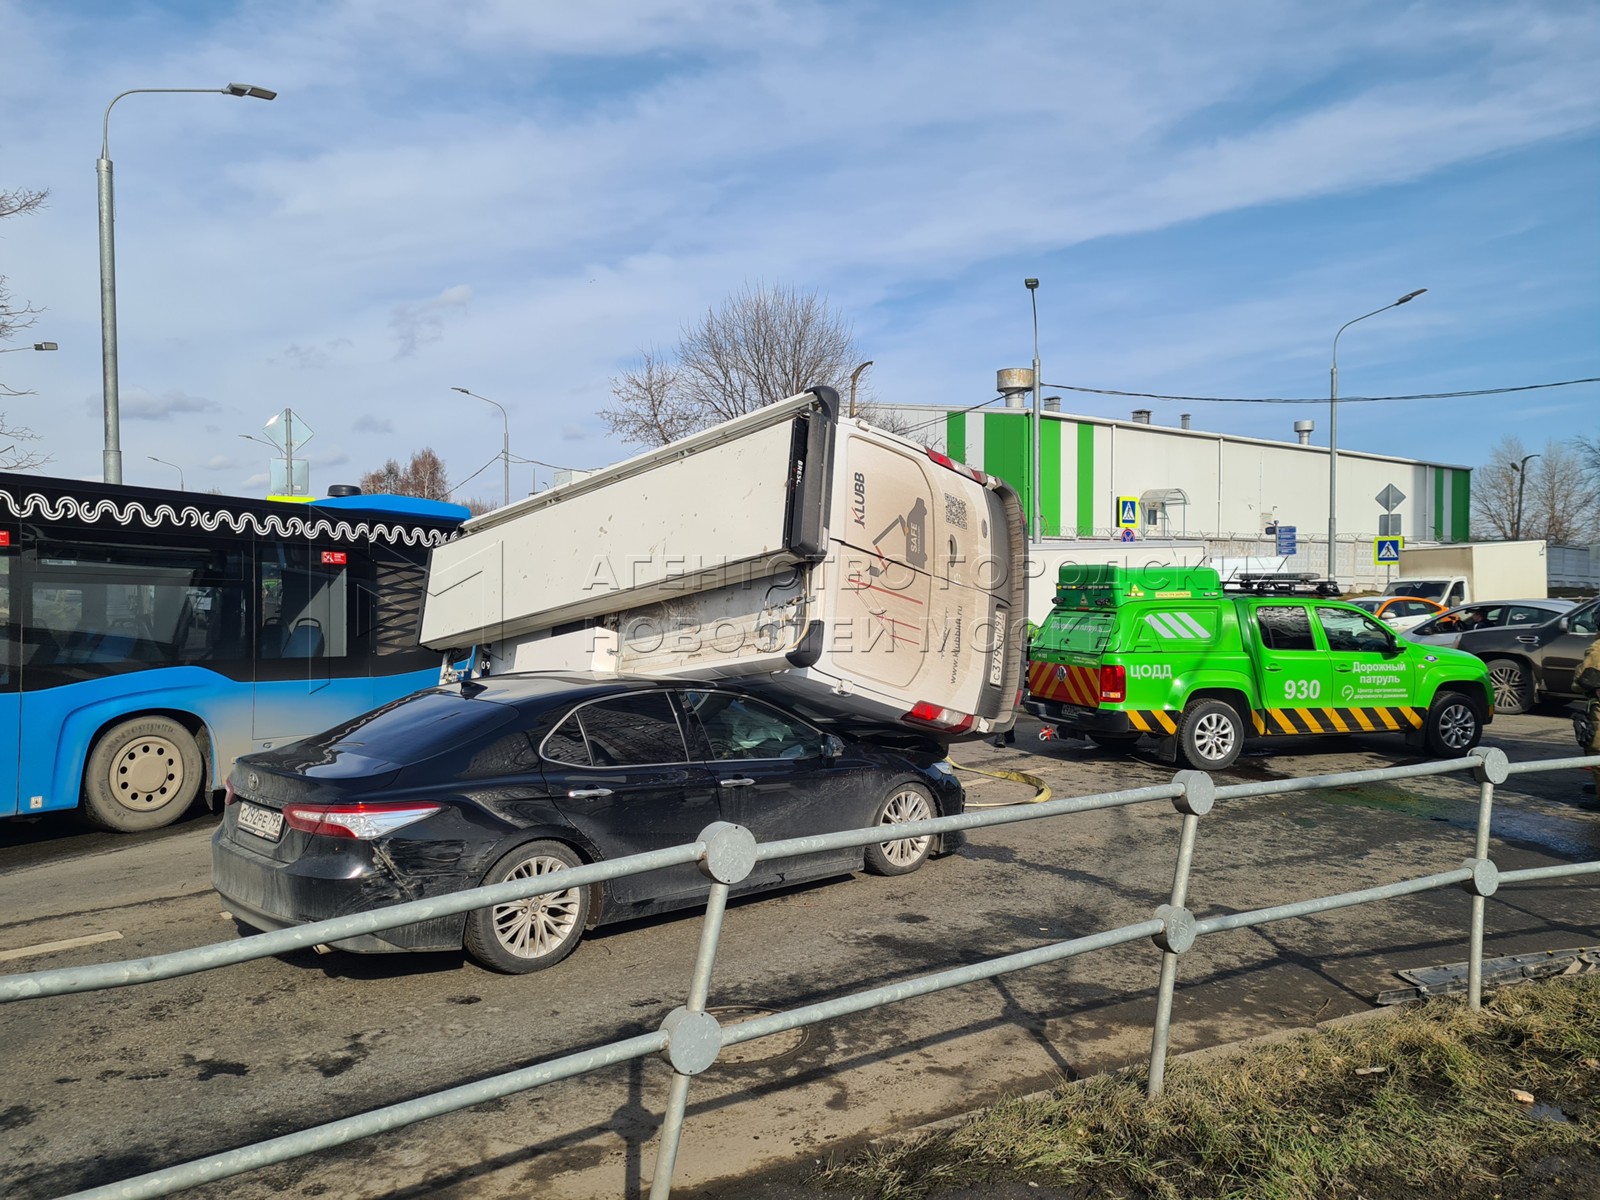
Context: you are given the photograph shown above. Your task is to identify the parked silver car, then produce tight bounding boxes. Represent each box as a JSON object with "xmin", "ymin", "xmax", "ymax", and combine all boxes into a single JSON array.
[{"xmin": 1404, "ymin": 598, "xmax": 1596, "ymax": 713}]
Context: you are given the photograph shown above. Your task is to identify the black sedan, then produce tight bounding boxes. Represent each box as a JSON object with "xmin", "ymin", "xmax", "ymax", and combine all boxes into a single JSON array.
[
  {"xmin": 212, "ymin": 674, "xmax": 964, "ymax": 973},
  {"xmin": 1404, "ymin": 598, "xmax": 1596, "ymax": 713}
]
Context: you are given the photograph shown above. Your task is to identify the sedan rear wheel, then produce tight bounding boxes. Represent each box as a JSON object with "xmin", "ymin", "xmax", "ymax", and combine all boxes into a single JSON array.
[
  {"xmin": 465, "ymin": 841, "xmax": 590, "ymax": 974},
  {"xmin": 865, "ymin": 782, "xmax": 935, "ymax": 876},
  {"xmin": 1485, "ymin": 658, "xmax": 1531, "ymax": 715}
]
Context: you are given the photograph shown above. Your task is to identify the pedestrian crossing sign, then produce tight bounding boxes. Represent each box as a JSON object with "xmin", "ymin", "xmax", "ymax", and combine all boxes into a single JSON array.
[
  {"xmin": 1373, "ymin": 536, "xmax": 1403, "ymax": 564},
  {"xmin": 1117, "ymin": 496, "xmax": 1139, "ymax": 528}
]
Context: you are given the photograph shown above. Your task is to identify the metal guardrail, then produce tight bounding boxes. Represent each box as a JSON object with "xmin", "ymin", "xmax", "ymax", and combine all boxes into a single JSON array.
[{"xmin": 4, "ymin": 747, "xmax": 1598, "ymax": 1200}]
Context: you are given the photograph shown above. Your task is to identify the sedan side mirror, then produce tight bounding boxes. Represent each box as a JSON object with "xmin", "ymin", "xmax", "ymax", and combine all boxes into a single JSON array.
[{"xmin": 821, "ymin": 734, "xmax": 845, "ymax": 760}]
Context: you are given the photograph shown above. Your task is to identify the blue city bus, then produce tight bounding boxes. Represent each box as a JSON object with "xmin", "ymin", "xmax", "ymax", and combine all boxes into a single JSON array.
[{"xmin": 1, "ymin": 472, "xmax": 468, "ymax": 831}]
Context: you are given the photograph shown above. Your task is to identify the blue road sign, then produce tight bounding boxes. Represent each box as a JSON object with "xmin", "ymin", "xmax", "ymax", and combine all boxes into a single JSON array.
[
  {"xmin": 1117, "ymin": 496, "xmax": 1139, "ymax": 528},
  {"xmin": 1120, "ymin": 527, "xmax": 1136, "ymax": 542},
  {"xmin": 1276, "ymin": 525, "xmax": 1297, "ymax": 555},
  {"xmin": 1373, "ymin": 536, "xmax": 1403, "ymax": 564}
]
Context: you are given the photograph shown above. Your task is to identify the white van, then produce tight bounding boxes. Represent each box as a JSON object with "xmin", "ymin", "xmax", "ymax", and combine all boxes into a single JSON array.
[{"xmin": 420, "ymin": 388, "xmax": 1026, "ymax": 738}]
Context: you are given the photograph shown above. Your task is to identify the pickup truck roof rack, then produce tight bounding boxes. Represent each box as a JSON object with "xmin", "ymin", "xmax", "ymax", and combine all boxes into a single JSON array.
[{"xmin": 1221, "ymin": 571, "xmax": 1342, "ymax": 597}]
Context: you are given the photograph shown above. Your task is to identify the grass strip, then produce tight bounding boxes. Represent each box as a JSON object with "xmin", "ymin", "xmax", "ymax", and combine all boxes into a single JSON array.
[{"xmin": 816, "ymin": 975, "xmax": 1600, "ymax": 1199}]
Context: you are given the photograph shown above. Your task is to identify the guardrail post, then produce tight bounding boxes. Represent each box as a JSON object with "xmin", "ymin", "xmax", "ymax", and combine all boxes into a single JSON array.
[
  {"xmin": 1466, "ymin": 749, "xmax": 1509, "ymax": 1011},
  {"xmin": 649, "ymin": 822, "xmax": 756, "ymax": 1200},
  {"xmin": 1147, "ymin": 771, "xmax": 1214, "ymax": 1098}
]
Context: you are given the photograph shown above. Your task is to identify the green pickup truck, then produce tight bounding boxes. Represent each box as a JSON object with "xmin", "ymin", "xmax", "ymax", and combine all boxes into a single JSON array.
[{"xmin": 1025, "ymin": 565, "xmax": 1494, "ymax": 770}]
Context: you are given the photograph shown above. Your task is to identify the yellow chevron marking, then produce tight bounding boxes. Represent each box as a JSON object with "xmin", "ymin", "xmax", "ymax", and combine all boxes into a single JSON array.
[
  {"xmin": 1325, "ymin": 709, "xmax": 1351, "ymax": 733},
  {"xmin": 1251, "ymin": 711, "xmax": 1266, "ymax": 735},
  {"xmin": 1402, "ymin": 707, "xmax": 1424, "ymax": 728},
  {"xmin": 1152, "ymin": 710, "xmax": 1178, "ymax": 735},
  {"xmin": 1351, "ymin": 708, "xmax": 1377, "ymax": 732},
  {"xmin": 1374, "ymin": 708, "xmax": 1401, "ymax": 731},
  {"xmin": 1127, "ymin": 711, "xmax": 1152, "ymax": 733},
  {"xmin": 1270, "ymin": 709, "xmax": 1298, "ymax": 734},
  {"xmin": 1294, "ymin": 707, "xmax": 1324, "ymax": 733}
]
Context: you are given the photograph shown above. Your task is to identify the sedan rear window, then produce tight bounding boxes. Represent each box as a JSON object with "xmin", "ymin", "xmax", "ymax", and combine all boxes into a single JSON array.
[
  {"xmin": 543, "ymin": 693, "xmax": 689, "ymax": 767},
  {"xmin": 305, "ymin": 690, "xmax": 519, "ymax": 765}
]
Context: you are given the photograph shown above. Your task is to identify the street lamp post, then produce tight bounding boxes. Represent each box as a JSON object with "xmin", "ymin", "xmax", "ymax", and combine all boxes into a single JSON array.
[
  {"xmin": 1025, "ymin": 278, "xmax": 1042, "ymax": 546},
  {"xmin": 0, "ymin": 342, "xmax": 58, "ymax": 353},
  {"xmin": 452, "ymin": 387, "xmax": 510, "ymax": 507},
  {"xmin": 1512, "ymin": 453, "xmax": 1540, "ymax": 540},
  {"xmin": 1328, "ymin": 288, "xmax": 1425, "ymax": 579},
  {"xmin": 848, "ymin": 361, "xmax": 873, "ymax": 419},
  {"xmin": 148, "ymin": 455, "xmax": 184, "ymax": 490},
  {"xmin": 99, "ymin": 83, "xmax": 276, "ymax": 485}
]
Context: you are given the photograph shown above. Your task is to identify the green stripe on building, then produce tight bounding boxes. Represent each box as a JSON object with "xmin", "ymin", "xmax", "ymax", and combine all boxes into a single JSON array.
[
  {"xmin": 1451, "ymin": 468, "xmax": 1470, "ymax": 543},
  {"xmin": 946, "ymin": 412, "xmax": 965, "ymax": 464},
  {"xmin": 984, "ymin": 411, "xmax": 1032, "ymax": 532},
  {"xmin": 1076, "ymin": 421, "xmax": 1095, "ymax": 536},
  {"xmin": 1041, "ymin": 417, "xmax": 1063, "ymax": 536}
]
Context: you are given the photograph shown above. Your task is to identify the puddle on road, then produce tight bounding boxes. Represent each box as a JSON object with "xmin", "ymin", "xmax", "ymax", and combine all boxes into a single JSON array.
[{"xmin": 1306, "ymin": 783, "xmax": 1599, "ymax": 861}]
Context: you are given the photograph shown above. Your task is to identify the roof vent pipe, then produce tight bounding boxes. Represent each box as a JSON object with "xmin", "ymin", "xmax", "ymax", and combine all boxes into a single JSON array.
[
  {"xmin": 1131, "ymin": 409, "xmax": 1152, "ymax": 424},
  {"xmin": 1042, "ymin": 395, "xmax": 1060, "ymax": 412},
  {"xmin": 1294, "ymin": 419, "xmax": 1315, "ymax": 445},
  {"xmin": 996, "ymin": 367, "xmax": 1034, "ymax": 410},
  {"xmin": 1180, "ymin": 413, "xmax": 1191, "ymax": 430}
]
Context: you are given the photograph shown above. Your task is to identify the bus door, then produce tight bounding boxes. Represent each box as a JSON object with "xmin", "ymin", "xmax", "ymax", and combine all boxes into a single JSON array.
[
  {"xmin": 1, "ymin": 551, "xmax": 18, "ymax": 816},
  {"xmin": 252, "ymin": 545, "xmax": 370, "ymax": 748}
]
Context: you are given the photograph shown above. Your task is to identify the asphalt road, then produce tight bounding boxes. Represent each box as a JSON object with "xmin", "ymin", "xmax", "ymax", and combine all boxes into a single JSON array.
[{"xmin": 2, "ymin": 711, "xmax": 1597, "ymax": 1200}]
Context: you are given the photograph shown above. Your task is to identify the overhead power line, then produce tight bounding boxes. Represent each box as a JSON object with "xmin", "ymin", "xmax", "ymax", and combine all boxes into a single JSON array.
[{"xmin": 1041, "ymin": 376, "xmax": 1600, "ymax": 406}]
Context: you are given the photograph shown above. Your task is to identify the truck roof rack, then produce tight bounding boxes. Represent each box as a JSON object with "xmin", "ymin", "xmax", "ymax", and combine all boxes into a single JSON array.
[{"xmin": 1221, "ymin": 572, "xmax": 1342, "ymax": 597}]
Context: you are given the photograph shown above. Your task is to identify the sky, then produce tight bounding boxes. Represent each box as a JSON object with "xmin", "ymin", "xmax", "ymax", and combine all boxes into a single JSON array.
[{"xmin": 0, "ymin": 0, "xmax": 1596, "ymax": 504}]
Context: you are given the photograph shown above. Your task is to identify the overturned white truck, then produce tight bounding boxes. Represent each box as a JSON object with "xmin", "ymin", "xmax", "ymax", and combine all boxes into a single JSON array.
[{"xmin": 419, "ymin": 388, "xmax": 1026, "ymax": 739}]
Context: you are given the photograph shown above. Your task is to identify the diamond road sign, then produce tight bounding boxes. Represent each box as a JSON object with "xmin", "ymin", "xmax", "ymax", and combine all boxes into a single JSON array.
[{"xmin": 1375, "ymin": 484, "xmax": 1406, "ymax": 512}]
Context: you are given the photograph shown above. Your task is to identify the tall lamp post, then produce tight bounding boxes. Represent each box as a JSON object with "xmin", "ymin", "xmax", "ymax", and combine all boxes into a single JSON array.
[
  {"xmin": 452, "ymin": 387, "xmax": 510, "ymax": 507},
  {"xmin": 1512, "ymin": 453, "xmax": 1540, "ymax": 540},
  {"xmin": 848, "ymin": 360, "xmax": 873, "ymax": 418},
  {"xmin": 1024, "ymin": 278, "xmax": 1042, "ymax": 545},
  {"xmin": 1328, "ymin": 288, "xmax": 1425, "ymax": 579},
  {"xmin": 99, "ymin": 83, "xmax": 276, "ymax": 485},
  {"xmin": 148, "ymin": 455, "xmax": 184, "ymax": 490}
]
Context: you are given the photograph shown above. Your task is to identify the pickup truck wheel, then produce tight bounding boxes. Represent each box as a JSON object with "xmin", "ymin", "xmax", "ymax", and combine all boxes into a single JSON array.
[
  {"xmin": 1484, "ymin": 658, "xmax": 1531, "ymax": 715},
  {"xmin": 1424, "ymin": 694, "xmax": 1483, "ymax": 758},
  {"xmin": 1178, "ymin": 699, "xmax": 1243, "ymax": 771}
]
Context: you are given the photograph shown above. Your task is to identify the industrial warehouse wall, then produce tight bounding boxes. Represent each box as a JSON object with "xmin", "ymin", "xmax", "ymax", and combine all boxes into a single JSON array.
[{"xmin": 899, "ymin": 407, "xmax": 1471, "ymax": 546}]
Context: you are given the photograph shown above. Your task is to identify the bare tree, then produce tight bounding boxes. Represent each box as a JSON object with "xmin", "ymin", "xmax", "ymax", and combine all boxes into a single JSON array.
[
  {"xmin": 600, "ymin": 283, "xmax": 863, "ymax": 446},
  {"xmin": 1473, "ymin": 436, "xmax": 1600, "ymax": 544},
  {"xmin": 360, "ymin": 448, "xmax": 451, "ymax": 501},
  {"xmin": 1, "ymin": 187, "xmax": 51, "ymax": 471}
]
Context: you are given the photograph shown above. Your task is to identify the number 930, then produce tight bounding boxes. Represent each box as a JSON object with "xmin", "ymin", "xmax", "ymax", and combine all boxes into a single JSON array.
[{"xmin": 1284, "ymin": 678, "xmax": 1322, "ymax": 701}]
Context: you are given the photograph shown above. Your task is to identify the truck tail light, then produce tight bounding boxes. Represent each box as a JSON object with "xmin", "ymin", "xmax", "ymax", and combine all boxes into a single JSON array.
[
  {"xmin": 282, "ymin": 801, "xmax": 442, "ymax": 840},
  {"xmin": 1099, "ymin": 664, "xmax": 1126, "ymax": 703},
  {"xmin": 903, "ymin": 701, "xmax": 976, "ymax": 734},
  {"xmin": 925, "ymin": 449, "xmax": 989, "ymax": 487}
]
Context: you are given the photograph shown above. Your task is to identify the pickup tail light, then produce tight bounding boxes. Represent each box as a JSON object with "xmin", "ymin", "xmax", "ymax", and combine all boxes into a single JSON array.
[
  {"xmin": 282, "ymin": 801, "xmax": 442, "ymax": 839},
  {"xmin": 903, "ymin": 701, "xmax": 976, "ymax": 734},
  {"xmin": 1099, "ymin": 664, "xmax": 1127, "ymax": 704}
]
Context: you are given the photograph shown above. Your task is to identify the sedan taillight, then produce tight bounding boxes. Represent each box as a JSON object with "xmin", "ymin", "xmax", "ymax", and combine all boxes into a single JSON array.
[{"xmin": 282, "ymin": 801, "xmax": 442, "ymax": 840}]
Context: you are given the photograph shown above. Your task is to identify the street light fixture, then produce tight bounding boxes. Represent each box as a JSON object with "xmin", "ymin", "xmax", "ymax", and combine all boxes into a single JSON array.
[
  {"xmin": 148, "ymin": 455, "xmax": 184, "ymax": 490},
  {"xmin": 451, "ymin": 387, "xmax": 511, "ymax": 508},
  {"xmin": 1328, "ymin": 288, "xmax": 1425, "ymax": 577},
  {"xmin": 1024, "ymin": 278, "xmax": 1042, "ymax": 545},
  {"xmin": 0, "ymin": 342, "xmax": 58, "ymax": 353},
  {"xmin": 98, "ymin": 83, "xmax": 277, "ymax": 485},
  {"xmin": 1512, "ymin": 453, "xmax": 1540, "ymax": 541}
]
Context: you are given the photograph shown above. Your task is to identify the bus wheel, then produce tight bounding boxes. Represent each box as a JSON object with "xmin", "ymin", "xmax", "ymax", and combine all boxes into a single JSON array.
[{"xmin": 82, "ymin": 717, "xmax": 204, "ymax": 832}]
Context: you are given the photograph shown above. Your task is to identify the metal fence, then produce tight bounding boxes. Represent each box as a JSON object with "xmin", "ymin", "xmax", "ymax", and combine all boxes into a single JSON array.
[{"xmin": 4, "ymin": 747, "xmax": 1598, "ymax": 1200}]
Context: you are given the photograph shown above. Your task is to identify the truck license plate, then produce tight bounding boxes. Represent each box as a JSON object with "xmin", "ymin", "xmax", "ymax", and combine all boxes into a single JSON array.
[
  {"xmin": 989, "ymin": 618, "xmax": 1007, "ymax": 688},
  {"xmin": 236, "ymin": 802, "xmax": 284, "ymax": 841}
]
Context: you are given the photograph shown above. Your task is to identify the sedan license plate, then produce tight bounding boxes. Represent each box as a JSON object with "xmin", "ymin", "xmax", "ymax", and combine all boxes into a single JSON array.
[{"xmin": 236, "ymin": 801, "xmax": 284, "ymax": 842}]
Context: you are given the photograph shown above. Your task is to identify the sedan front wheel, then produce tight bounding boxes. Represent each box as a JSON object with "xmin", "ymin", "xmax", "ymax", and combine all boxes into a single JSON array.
[{"xmin": 865, "ymin": 782, "xmax": 935, "ymax": 876}]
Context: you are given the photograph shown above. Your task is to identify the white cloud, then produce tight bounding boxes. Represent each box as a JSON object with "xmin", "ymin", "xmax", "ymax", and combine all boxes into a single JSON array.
[{"xmin": 388, "ymin": 285, "xmax": 472, "ymax": 358}]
